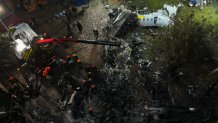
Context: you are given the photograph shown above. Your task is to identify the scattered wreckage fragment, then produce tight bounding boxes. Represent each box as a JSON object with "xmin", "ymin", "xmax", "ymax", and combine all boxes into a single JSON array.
[{"xmin": 137, "ymin": 4, "xmax": 182, "ymax": 27}]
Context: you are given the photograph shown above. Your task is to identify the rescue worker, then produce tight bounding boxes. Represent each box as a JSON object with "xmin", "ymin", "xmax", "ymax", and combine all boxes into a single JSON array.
[
  {"xmin": 65, "ymin": 54, "xmax": 82, "ymax": 70},
  {"xmin": 42, "ymin": 66, "xmax": 52, "ymax": 79},
  {"xmin": 93, "ymin": 27, "xmax": 99, "ymax": 40},
  {"xmin": 65, "ymin": 54, "xmax": 78, "ymax": 65},
  {"xmin": 72, "ymin": 54, "xmax": 79, "ymax": 61},
  {"xmin": 65, "ymin": 54, "xmax": 75, "ymax": 70},
  {"xmin": 66, "ymin": 6, "xmax": 73, "ymax": 22},
  {"xmin": 76, "ymin": 59, "xmax": 82, "ymax": 69}
]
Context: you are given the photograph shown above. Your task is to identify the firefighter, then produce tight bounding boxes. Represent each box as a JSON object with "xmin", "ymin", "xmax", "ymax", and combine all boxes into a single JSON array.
[
  {"xmin": 65, "ymin": 54, "xmax": 75, "ymax": 65},
  {"xmin": 72, "ymin": 54, "xmax": 79, "ymax": 62},
  {"xmin": 64, "ymin": 54, "xmax": 82, "ymax": 70},
  {"xmin": 68, "ymin": 54, "xmax": 81, "ymax": 65},
  {"xmin": 76, "ymin": 59, "xmax": 82, "ymax": 69},
  {"xmin": 66, "ymin": 6, "xmax": 73, "ymax": 22},
  {"xmin": 42, "ymin": 66, "xmax": 53, "ymax": 79}
]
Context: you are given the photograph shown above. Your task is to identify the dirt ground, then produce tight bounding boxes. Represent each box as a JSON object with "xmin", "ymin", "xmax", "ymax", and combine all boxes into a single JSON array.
[
  {"xmin": 15, "ymin": 0, "xmax": 109, "ymax": 66},
  {"xmin": 70, "ymin": 0, "xmax": 110, "ymax": 66}
]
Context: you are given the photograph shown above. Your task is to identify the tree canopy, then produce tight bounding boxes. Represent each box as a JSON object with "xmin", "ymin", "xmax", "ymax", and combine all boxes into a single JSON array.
[{"xmin": 152, "ymin": 12, "xmax": 218, "ymax": 75}]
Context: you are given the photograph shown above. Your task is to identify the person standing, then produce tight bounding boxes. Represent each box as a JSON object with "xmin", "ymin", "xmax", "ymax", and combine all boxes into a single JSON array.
[
  {"xmin": 65, "ymin": 6, "xmax": 73, "ymax": 22},
  {"xmin": 93, "ymin": 27, "xmax": 99, "ymax": 40},
  {"xmin": 76, "ymin": 21, "xmax": 83, "ymax": 34}
]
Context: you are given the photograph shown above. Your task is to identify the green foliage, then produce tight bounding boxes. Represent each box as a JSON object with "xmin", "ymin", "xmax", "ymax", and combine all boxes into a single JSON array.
[
  {"xmin": 152, "ymin": 12, "xmax": 218, "ymax": 72},
  {"xmin": 179, "ymin": 6, "xmax": 218, "ymax": 26},
  {"xmin": 106, "ymin": 0, "xmax": 180, "ymax": 10}
]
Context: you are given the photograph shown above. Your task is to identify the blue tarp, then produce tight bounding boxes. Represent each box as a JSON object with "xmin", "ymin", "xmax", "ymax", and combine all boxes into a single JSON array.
[
  {"xmin": 190, "ymin": 0, "xmax": 198, "ymax": 4},
  {"xmin": 73, "ymin": 0, "xmax": 90, "ymax": 7}
]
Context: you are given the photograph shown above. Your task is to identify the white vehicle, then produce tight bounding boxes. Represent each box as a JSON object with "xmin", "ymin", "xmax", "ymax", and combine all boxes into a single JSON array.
[
  {"xmin": 137, "ymin": 11, "xmax": 172, "ymax": 27},
  {"xmin": 137, "ymin": 4, "xmax": 180, "ymax": 27},
  {"xmin": 11, "ymin": 23, "xmax": 38, "ymax": 60}
]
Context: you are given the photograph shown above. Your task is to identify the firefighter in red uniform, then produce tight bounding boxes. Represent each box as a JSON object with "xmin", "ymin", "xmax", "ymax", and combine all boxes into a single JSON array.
[
  {"xmin": 65, "ymin": 53, "xmax": 82, "ymax": 68},
  {"xmin": 42, "ymin": 66, "xmax": 51, "ymax": 78}
]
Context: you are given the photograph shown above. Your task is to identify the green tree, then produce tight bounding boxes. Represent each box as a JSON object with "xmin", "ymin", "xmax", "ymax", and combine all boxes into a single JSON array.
[{"xmin": 153, "ymin": 12, "xmax": 218, "ymax": 75}]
